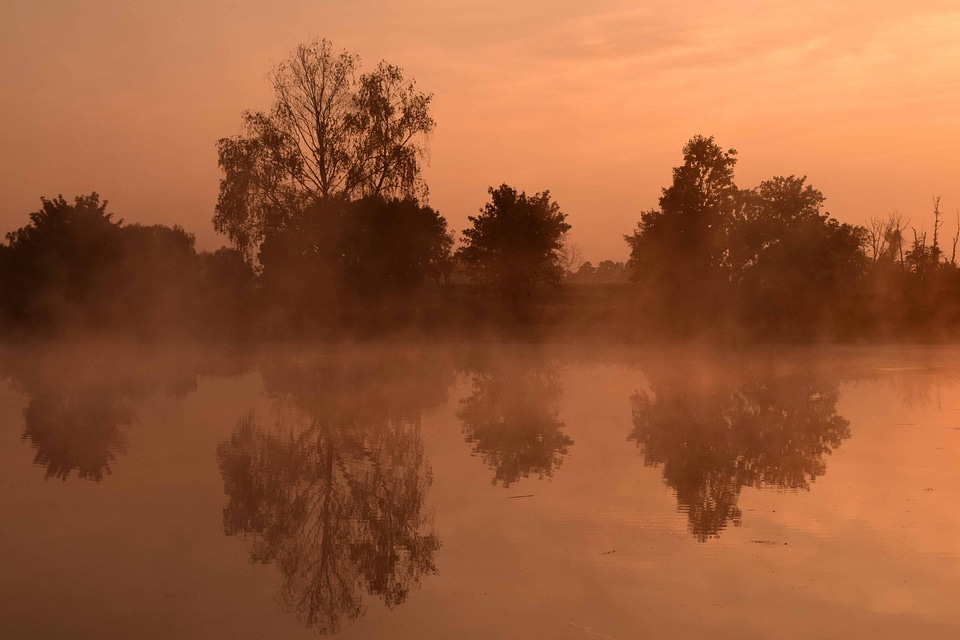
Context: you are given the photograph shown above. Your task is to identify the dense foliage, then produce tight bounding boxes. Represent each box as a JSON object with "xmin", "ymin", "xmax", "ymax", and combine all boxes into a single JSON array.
[
  {"xmin": 0, "ymin": 194, "xmax": 253, "ymax": 337},
  {"xmin": 626, "ymin": 136, "xmax": 872, "ymax": 338},
  {"xmin": 257, "ymin": 195, "xmax": 452, "ymax": 331},
  {"xmin": 457, "ymin": 184, "xmax": 571, "ymax": 310}
]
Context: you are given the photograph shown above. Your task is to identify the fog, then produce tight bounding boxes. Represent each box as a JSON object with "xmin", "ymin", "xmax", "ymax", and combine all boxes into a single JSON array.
[
  {"xmin": 2, "ymin": 340, "xmax": 960, "ymax": 637},
  {"xmin": 4, "ymin": 25, "xmax": 960, "ymax": 640}
]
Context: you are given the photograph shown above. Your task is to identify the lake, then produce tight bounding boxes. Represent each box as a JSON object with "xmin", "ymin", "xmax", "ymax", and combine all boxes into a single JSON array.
[{"xmin": 1, "ymin": 341, "xmax": 959, "ymax": 639}]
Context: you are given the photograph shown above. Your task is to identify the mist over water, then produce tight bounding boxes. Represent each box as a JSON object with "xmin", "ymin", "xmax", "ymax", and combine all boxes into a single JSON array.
[
  {"xmin": 3, "ymin": 8, "xmax": 960, "ymax": 639},
  {"xmin": 2, "ymin": 340, "xmax": 959, "ymax": 638}
]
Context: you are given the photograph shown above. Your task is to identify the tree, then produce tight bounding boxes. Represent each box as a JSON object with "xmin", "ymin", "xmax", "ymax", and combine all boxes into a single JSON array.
[
  {"xmin": 865, "ymin": 212, "xmax": 907, "ymax": 265},
  {"xmin": 194, "ymin": 248, "xmax": 257, "ymax": 337},
  {"xmin": 0, "ymin": 194, "xmax": 258, "ymax": 337},
  {"xmin": 572, "ymin": 261, "xmax": 596, "ymax": 281},
  {"xmin": 256, "ymin": 195, "xmax": 452, "ymax": 331},
  {"xmin": 214, "ymin": 39, "xmax": 435, "ymax": 258},
  {"xmin": 337, "ymin": 196, "xmax": 452, "ymax": 296},
  {"xmin": 730, "ymin": 176, "xmax": 866, "ymax": 336},
  {"xmin": 0, "ymin": 194, "xmax": 124, "ymax": 329},
  {"xmin": 114, "ymin": 223, "xmax": 200, "ymax": 333},
  {"xmin": 565, "ymin": 260, "xmax": 629, "ymax": 284},
  {"xmin": 457, "ymin": 184, "xmax": 571, "ymax": 309},
  {"xmin": 624, "ymin": 135, "xmax": 738, "ymax": 326},
  {"xmin": 595, "ymin": 260, "xmax": 629, "ymax": 282},
  {"xmin": 625, "ymin": 137, "xmax": 874, "ymax": 337}
]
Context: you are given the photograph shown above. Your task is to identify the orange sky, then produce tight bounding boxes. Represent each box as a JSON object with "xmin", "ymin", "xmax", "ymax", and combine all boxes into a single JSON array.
[{"xmin": 2, "ymin": 0, "xmax": 959, "ymax": 262}]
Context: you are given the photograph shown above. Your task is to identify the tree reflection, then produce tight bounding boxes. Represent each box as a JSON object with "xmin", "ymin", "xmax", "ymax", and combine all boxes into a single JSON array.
[
  {"xmin": 21, "ymin": 391, "xmax": 133, "ymax": 481},
  {"xmin": 458, "ymin": 364, "xmax": 573, "ymax": 487},
  {"xmin": 1, "ymin": 345, "xmax": 250, "ymax": 482},
  {"xmin": 630, "ymin": 366, "xmax": 850, "ymax": 541},
  {"xmin": 217, "ymin": 350, "xmax": 447, "ymax": 634}
]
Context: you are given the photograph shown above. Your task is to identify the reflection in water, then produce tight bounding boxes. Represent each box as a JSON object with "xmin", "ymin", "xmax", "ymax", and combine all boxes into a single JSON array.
[
  {"xmin": 458, "ymin": 364, "xmax": 573, "ymax": 487},
  {"xmin": 630, "ymin": 366, "xmax": 850, "ymax": 541},
  {"xmin": 1, "ymin": 345, "xmax": 247, "ymax": 482},
  {"xmin": 218, "ymin": 350, "xmax": 447, "ymax": 634},
  {"xmin": 880, "ymin": 367, "xmax": 960, "ymax": 411},
  {"xmin": 21, "ymin": 391, "xmax": 133, "ymax": 481}
]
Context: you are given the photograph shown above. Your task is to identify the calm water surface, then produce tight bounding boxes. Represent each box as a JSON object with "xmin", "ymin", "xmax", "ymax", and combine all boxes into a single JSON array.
[{"xmin": 1, "ymin": 342, "xmax": 959, "ymax": 639}]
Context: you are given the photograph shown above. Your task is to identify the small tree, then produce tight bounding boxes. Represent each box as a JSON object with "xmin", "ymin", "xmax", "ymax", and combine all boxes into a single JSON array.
[{"xmin": 457, "ymin": 184, "xmax": 571, "ymax": 310}]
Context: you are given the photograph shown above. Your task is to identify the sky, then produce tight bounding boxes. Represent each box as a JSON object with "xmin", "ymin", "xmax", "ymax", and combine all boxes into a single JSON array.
[{"xmin": 2, "ymin": 0, "xmax": 959, "ymax": 262}]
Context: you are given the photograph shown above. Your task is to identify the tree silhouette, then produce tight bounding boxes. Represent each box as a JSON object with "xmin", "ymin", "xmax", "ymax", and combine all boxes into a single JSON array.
[
  {"xmin": 214, "ymin": 38, "xmax": 435, "ymax": 258},
  {"xmin": 193, "ymin": 247, "xmax": 257, "ymax": 337},
  {"xmin": 113, "ymin": 223, "xmax": 201, "ymax": 334},
  {"xmin": 337, "ymin": 196, "xmax": 452, "ymax": 296},
  {"xmin": 629, "ymin": 364, "xmax": 850, "ymax": 540},
  {"xmin": 457, "ymin": 184, "xmax": 571, "ymax": 312},
  {"xmin": 730, "ymin": 176, "xmax": 866, "ymax": 336},
  {"xmin": 457, "ymin": 363, "xmax": 573, "ymax": 487},
  {"xmin": 0, "ymin": 194, "xmax": 256, "ymax": 337},
  {"xmin": 566, "ymin": 260, "xmax": 629, "ymax": 283},
  {"xmin": 256, "ymin": 195, "xmax": 452, "ymax": 331},
  {"xmin": 0, "ymin": 193, "xmax": 123, "ymax": 329},
  {"xmin": 625, "ymin": 136, "xmax": 738, "ymax": 327},
  {"xmin": 217, "ymin": 349, "xmax": 449, "ymax": 633},
  {"xmin": 624, "ymin": 136, "xmax": 876, "ymax": 337}
]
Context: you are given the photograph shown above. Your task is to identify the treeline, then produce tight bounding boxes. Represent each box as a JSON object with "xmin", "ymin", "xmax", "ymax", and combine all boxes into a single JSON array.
[
  {"xmin": 0, "ymin": 195, "xmax": 255, "ymax": 338},
  {"xmin": 2, "ymin": 141, "xmax": 958, "ymax": 342},
  {"xmin": 623, "ymin": 135, "xmax": 960, "ymax": 340},
  {"xmin": 2, "ymin": 38, "xmax": 959, "ymax": 342},
  {"xmin": 565, "ymin": 260, "xmax": 629, "ymax": 284},
  {"xmin": 0, "ymin": 149, "xmax": 960, "ymax": 340},
  {"xmin": 0, "ymin": 185, "xmax": 566, "ymax": 338}
]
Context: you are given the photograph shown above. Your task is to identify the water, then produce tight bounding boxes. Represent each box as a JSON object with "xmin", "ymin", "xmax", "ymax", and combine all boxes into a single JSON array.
[{"xmin": 1, "ymin": 342, "xmax": 959, "ymax": 639}]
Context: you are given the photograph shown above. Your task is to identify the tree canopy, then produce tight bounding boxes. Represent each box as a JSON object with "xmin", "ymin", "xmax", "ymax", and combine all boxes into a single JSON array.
[
  {"xmin": 457, "ymin": 184, "xmax": 571, "ymax": 308},
  {"xmin": 624, "ymin": 135, "xmax": 738, "ymax": 321},
  {"xmin": 256, "ymin": 195, "xmax": 452, "ymax": 331},
  {"xmin": 731, "ymin": 175, "xmax": 866, "ymax": 334},
  {"xmin": 625, "ymin": 136, "xmax": 868, "ymax": 337},
  {"xmin": 0, "ymin": 194, "xmax": 254, "ymax": 337},
  {"xmin": 0, "ymin": 194, "xmax": 122, "ymax": 328},
  {"xmin": 214, "ymin": 39, "xmax": 435, "ymax": 257}
]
